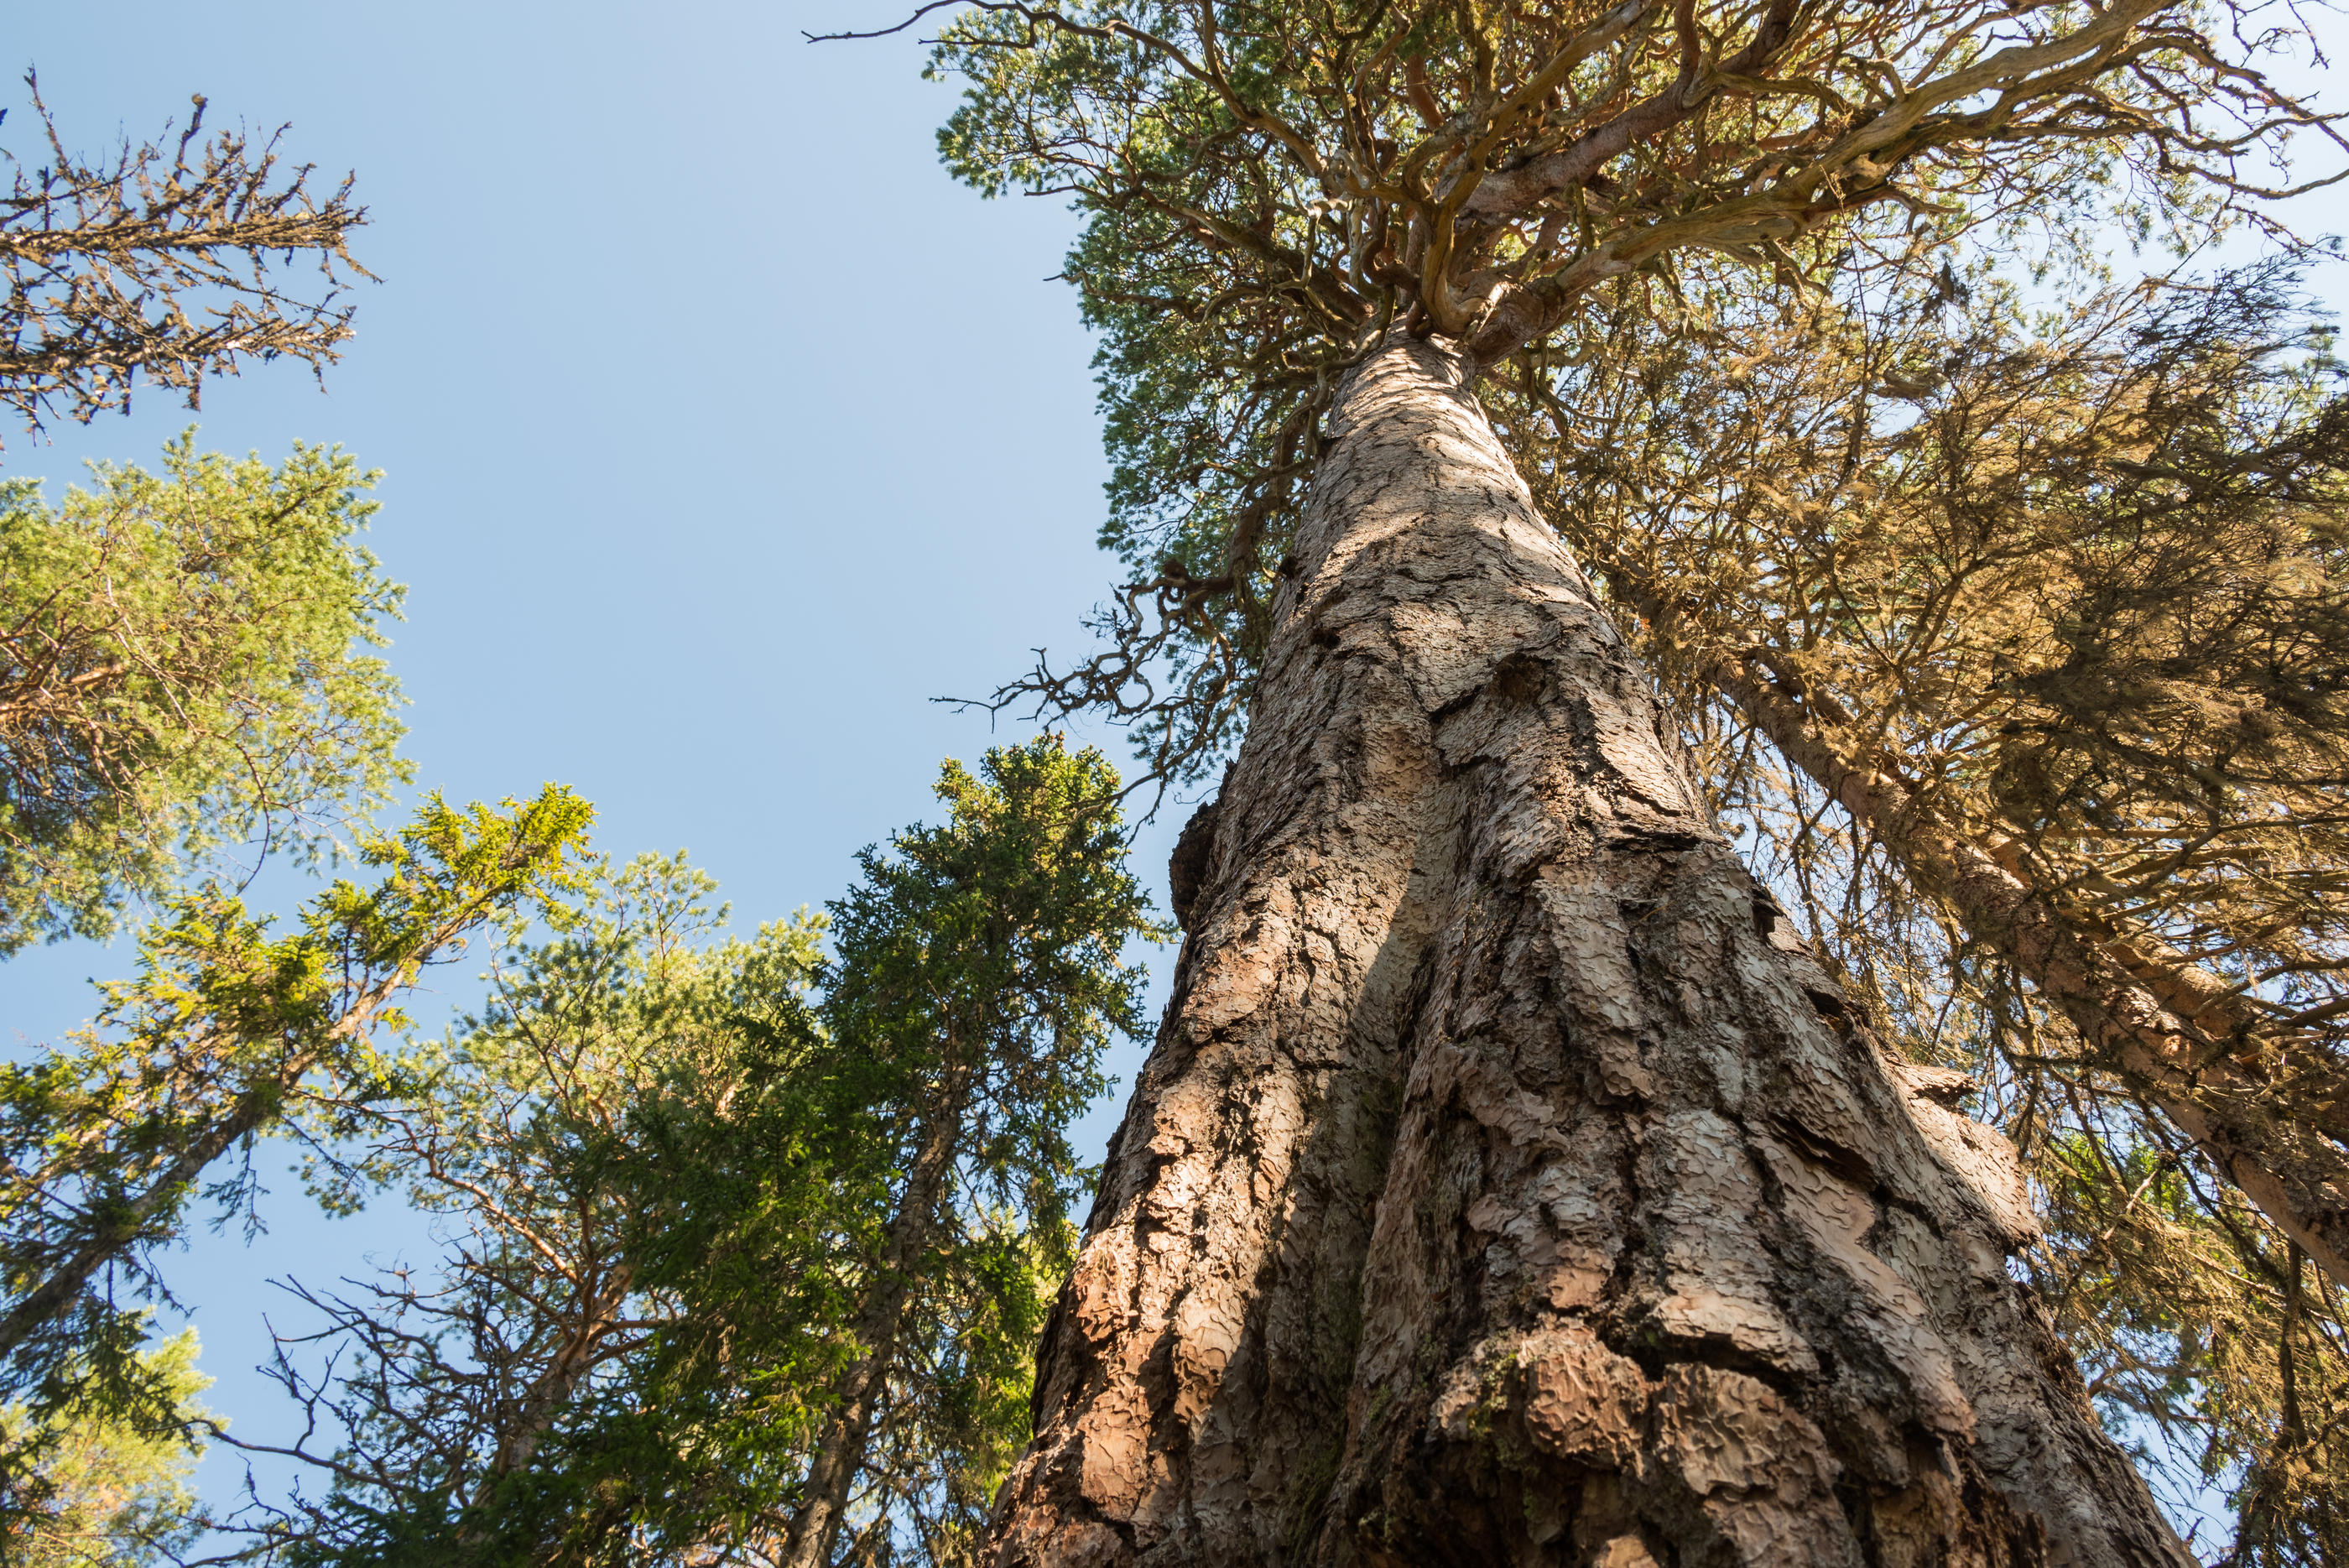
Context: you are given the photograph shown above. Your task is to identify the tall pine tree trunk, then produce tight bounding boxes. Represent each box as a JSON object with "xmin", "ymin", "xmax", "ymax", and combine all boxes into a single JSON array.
[
  {"xmin": 782, "ymin": 1058, "xmax": 975, "ymax": 1568},
  {"xmin": 986, "ymin": 340, "xmax": 2190, "ymax": 1568}
]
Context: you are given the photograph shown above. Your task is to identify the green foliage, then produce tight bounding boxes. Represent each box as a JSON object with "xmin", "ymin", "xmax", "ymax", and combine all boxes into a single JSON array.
[
  {"xmin": 827, "ymin": 737, "xmax": 1156, "ymax": 1240},
  {"xmin": 0, "ymin": 1330, "xmax": 214, "ymax": 1567},
  {"xmin": 2035, "ymin": 1127, "xmax": 2349, "ymax": 1564},
  {"xmin": 919, "ymin": 0, "xmax": 2324, "ymax": 787},
  {"xmin": 239, "ymin": 738, "xmax": 1159, "ymax": 1567},
  {"xmin": 0, "ymin": 787, "xmax": 593, "ymax": 1472},
  {"xmin": 243, "ymin": 855, "xmax": 850, "ymax": 1566},
  {"xmin": 0, "ymin": 432, "xmax": 409, "ymax": 952},
  {"xmin": 807, "ymin": 735, "xmax": 1161, "ymax": 1565}
]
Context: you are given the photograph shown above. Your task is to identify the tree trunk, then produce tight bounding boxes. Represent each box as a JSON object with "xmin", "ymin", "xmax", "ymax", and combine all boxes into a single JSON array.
[
  {"xmin": 984, "ymin": 340, "xmax": 2190, "ymax": 1568},
  {"xmin": 781, "ymin": 1059, "xmax": 974, "ymax": 1568},
  {"xmin": 1692, "ymin": 650, "xmax": 2349, "ymax": 1286},
  {"xmin": 485, "ymin": 1260, "xmax": 633, "ymax": 1482}
]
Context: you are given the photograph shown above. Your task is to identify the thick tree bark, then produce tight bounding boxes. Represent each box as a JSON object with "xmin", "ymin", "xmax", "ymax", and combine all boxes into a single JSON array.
[
  {"xmin": 985, "ymin": 340, "xmax": 2190, "ymax": 1568},
  {"xmin": 1692, "ymin": 654, "xmax": 2349, "ymax": 1286}
]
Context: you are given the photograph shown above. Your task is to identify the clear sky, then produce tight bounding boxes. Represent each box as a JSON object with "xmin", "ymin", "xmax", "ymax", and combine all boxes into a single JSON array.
[{"xmin": 2, "ymin": 0, "xmax": 1190, "ymax": 1508}]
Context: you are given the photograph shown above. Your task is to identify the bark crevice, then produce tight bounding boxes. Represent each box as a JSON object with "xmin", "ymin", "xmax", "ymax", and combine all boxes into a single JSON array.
[{"xmin": 988, "ymin": 338, "xmax": 2191, "ymax": 1568}]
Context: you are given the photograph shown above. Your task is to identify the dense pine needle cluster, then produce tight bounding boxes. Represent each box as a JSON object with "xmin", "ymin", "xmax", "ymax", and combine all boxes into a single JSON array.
[{"xmin": 0, "ymin": 437, "xmax": 409, "ymax": 952}]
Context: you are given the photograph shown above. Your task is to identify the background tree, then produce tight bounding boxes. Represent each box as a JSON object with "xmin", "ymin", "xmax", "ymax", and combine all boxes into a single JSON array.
[
  {"xmin": 0, "ymin": 53, "xmax": 435, "ymax": 1557},
  {"xmin": 0, "ymin": 1330, "xmax": 213, "ymax": 1568},
  {"xmin": 232, "ymin": 739, "xmax": 1156, "ymax": 1568},
  {"xmin": 0, "ymin": 787, "xmax": 591, "ymax": 1539},
  {"xmin": 0, "ymin": 74, "xmax": 368, "ymax": 446},
  {"xmin": 889, "ymin": 0, "xmax": 2347, "ymax": 1560},
  {"xmin": 227, "ymin": 852, "xmax": 844, "ymax": 1566},
  {"xmin": 779, "ymin": 737, "xmax": 1158, "ymax": 1568},
  {"xmin": 0, "ymin": 435, "xmax": 409, "ymax": 953}
]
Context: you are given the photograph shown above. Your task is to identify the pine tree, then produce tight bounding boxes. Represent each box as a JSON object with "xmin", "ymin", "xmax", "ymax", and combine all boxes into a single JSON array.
[
  {"xmin": 891, "ymin": 0, "xmax": 2343, "ymax": 1559},
  {"xmin": 0, "ymin": 1330, "xmax": 214, "ymax": 1566},
  {"xmin": 239, "ymin": 740, "xmax": 1158, "ymax": 1567},
  {"xmin": 0, "ymin": 435, "xmax": 409, "ymax": 951}
]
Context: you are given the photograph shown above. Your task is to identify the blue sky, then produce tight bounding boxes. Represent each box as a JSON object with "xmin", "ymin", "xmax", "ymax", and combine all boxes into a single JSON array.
[{"xmin": 2, "ymin": 0, "xmax": 1189, "ymax": 1508}]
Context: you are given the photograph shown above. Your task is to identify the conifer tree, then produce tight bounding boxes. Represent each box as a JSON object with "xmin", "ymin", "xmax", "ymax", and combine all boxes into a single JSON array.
[
  {"xmin": 231, "ymin": 852, "xmax": 845, "ymax": 1566},
  {"xmin": 0, "ymin": 75, "xmax": 385, "ymax": 944},
  {"xmin": 0, "ymin": 76, "xmax": 368, "ymax": 446},
  {"xmin": 237, "ymin": 739, "xmax": 1157, "ymax": 1568},
  {"xmin": 0, "ymin": 436, "xmax": 409, "ymax": 951},
  {"xmin": 882, "ymin": 0, "xmax": 2346, "ymax": 1559},
  {"xmin": 779, "ymin": 737, "xmax": 1159, "ymax": 1568},
  {"xmin": 0, "ymin": 786, "xmax": 591, "ymax": 1533}
]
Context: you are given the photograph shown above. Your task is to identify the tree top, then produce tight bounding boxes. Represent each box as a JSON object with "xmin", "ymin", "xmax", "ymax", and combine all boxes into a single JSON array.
[{"xmin": 888, "ymin": 0, "xmax": 2341, "ymax": 787}]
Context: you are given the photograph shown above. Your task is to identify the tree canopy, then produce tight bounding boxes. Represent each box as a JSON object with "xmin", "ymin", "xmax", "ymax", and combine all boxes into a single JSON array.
[
  {"xmin": 0, "ymin": 435, "xmax": 409, "ymax": 953},
  {"xmin": 920, "ymin": 0, "xmax": 2339, "ymax": 788},
  {"xmin": 221, "ymin": 739, "xmax": 1159, "ymax": 1567},
  {"xmin": 0, "ymin": 1329, "xmax": 214, "ymax": 1567},
  {"xmin": 0, "ymin": 784, "xmax": 591, "ymax": 1540}
]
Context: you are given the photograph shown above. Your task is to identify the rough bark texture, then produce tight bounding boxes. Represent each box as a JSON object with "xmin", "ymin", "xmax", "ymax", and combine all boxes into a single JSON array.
[
  {"xmin": 985, "ymin": 340, "xmax": 2190, "ymax": 1568},
  {"xmin": 1697, "ymin": 656, "xmax": 2349, "ymax": 1287}
]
